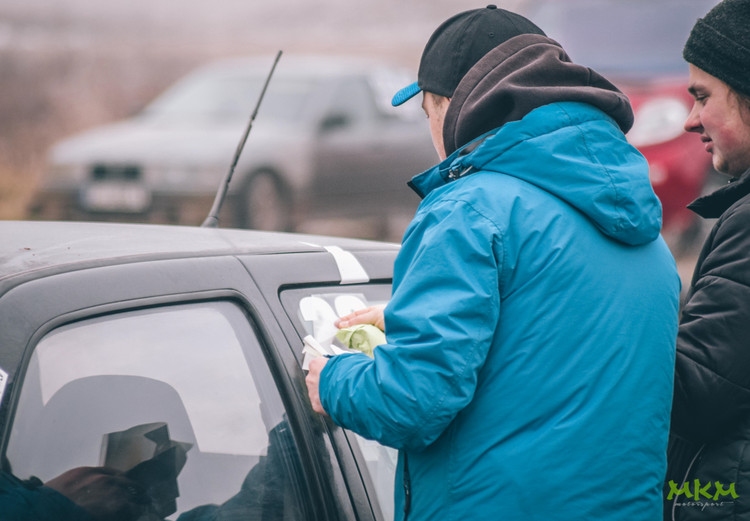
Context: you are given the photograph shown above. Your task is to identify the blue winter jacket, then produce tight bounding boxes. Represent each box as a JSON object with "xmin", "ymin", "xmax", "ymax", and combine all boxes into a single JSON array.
[{"xmin": 321, "ymin": 36, "xmax": 681, "ymax": 521}]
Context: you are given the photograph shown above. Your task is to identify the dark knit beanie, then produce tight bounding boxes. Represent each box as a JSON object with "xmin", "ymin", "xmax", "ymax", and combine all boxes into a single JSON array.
[{"xmin": 683, "ymin": 0, "xmax": 750, "ymax": 97}]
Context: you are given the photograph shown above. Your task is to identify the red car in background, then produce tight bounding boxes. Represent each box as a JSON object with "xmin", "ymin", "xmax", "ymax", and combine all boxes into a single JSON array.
[{"xmin": 519, "ymin": 0, "xmax": 720, "ymax": 253}]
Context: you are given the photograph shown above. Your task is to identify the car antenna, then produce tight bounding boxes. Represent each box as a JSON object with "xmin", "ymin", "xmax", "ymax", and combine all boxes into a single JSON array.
[{"xmin": 201, "ymin": 50, "xmax": 283, "ymax": 228}]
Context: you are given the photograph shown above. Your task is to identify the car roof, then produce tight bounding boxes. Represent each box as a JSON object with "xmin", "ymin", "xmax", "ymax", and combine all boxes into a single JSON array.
[{"xmin": 0, "ymin": 221, "xmax": 398, "ymax": 284}]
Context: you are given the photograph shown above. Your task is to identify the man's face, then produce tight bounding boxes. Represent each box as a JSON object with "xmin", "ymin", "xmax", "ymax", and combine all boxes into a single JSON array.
[
  {"xmin": 421, "ymin": 92, "xmax": 450, "ymax": 161},
  {"xmin": 685, "ymin": 64, "xmax": 750, "ymax": 177}
]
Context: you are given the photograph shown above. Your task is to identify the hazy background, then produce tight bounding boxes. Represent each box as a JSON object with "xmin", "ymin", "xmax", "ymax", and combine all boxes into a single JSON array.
[{"xmin": 0, "ymin": 0, "xmax": 526, "ymax": 219}]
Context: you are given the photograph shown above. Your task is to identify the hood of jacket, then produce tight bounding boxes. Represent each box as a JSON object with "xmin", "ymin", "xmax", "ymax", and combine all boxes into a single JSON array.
[
  {"xmin": 411, "ymin": 100, "xmax": 662, "ymax": 246},
  {"xmin": 442, "ymin": 34, "xmax": 634, "ymax": 156}
]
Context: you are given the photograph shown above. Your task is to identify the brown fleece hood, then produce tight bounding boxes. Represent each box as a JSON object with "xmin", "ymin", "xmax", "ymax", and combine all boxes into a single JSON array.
[{"xmin": 443, "ymin": 34, "xmax": 634, "ymax": 156}]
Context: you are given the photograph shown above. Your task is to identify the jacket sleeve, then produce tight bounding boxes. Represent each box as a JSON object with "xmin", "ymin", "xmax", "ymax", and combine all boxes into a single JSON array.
[
  {"xmin": 671, "ymin": 202, "xmax": 750, "ymax": 443},
  {"xmin": 319, "ymin": 198, "xmax": 502, "ymax": 451}
]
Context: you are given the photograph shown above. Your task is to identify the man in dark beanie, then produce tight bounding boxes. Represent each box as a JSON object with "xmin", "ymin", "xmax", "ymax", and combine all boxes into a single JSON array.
[
  {"xmin": 665, "ymin": 1, "xmax": 750, "ymax": 520},
  {"xmin": 306, "ymin": 5, "xmax": 681, "ymax": 520}
]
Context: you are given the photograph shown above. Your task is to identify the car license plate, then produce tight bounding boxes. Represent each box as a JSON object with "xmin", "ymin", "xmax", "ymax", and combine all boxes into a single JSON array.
[{"xmin": 82, "ymin": 183, "xmax": 151, "ymax": 213}]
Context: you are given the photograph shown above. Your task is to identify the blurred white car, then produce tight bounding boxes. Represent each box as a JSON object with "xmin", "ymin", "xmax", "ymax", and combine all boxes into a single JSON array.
[{"xmin": 30, "ymin": 55, "xmax": 436, "ymax": 232}]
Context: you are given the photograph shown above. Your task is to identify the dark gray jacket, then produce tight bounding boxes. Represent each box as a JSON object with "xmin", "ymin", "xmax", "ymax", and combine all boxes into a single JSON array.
[{"xmin": 665, "ymin": 170, "xmax": 750, "ymax": 520}]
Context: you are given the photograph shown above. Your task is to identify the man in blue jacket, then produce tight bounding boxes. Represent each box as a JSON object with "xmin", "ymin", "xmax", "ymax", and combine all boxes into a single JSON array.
[{"xmin": 306, "ymin": 5, "xmax": 681, "ymax": 520}]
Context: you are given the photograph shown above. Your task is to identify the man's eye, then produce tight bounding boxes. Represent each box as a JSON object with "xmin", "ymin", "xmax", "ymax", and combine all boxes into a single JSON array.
[{"xmin": 692, "ymin": 91, "xmax": 707, "ymax": 102}]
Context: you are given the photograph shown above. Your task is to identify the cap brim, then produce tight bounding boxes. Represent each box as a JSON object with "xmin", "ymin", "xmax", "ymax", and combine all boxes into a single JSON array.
[{"xmin": 391, "ymin": 81, "xmax": 421, "ymax": 107}]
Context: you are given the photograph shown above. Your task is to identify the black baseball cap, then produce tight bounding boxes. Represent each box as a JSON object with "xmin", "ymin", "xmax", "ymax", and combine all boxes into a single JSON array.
[{"xmin": 392, "ymin": 5, "xmax": 546, "ymax": 106}]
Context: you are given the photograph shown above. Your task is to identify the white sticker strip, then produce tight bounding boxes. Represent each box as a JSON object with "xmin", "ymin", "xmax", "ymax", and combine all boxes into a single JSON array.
[
  {"xmin": 324, "ymin": 246, "xmax": 370, "ymax": 285},
  {"xmin": 0, "ymin": 368, "xmax": 7, "ymax": 406}
]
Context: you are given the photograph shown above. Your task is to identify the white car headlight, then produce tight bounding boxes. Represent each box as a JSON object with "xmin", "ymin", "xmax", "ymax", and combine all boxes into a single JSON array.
[{"xmin": 627, "ymin": 97, "xmax": 690, "ymax": 147}]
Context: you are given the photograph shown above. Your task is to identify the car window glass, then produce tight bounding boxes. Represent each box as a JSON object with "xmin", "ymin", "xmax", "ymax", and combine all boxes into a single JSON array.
[
  {"xmin": 5, "ymin": 301, "xmax": 311, "ymax": 520},
  {"xmin": 326, "ymin": 76, "xmax": 380, "ymax": 126},
  {"xmin": 143, "ymin": 73, "xmax": 316, "ymax": 122},
  {"xmin": 281, "ymin": 286, "xmax": 397, "ymax": 521}
]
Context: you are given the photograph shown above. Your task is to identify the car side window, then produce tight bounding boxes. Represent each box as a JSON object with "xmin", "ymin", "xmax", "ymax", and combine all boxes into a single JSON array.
[
  {"xmin": 325, "ymin": 76, "xmax": 380, "ymax": 128},
  {"xmin": 4, "ymin": 301, "xmax": 311, "ymax": 520},
  {"xmin": 281, "ymin": 286, "xmax": 397, "ymax": 521}
]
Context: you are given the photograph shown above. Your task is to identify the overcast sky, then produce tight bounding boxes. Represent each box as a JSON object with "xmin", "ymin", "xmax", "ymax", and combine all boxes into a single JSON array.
[{"xmin": 0, "ymin": 0, "xmax": 528, "ymax": 66}]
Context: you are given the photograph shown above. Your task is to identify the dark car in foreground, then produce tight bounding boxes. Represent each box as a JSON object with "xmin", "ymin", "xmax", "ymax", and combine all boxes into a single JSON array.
[
  {"xmin": 519, "ymin": 0, "xmax": 720, "ymax": 252},
  {"xmin": 29, "ymin": 55, "xmax": 435, "ymax": 236},
  {"xmin": 0, "ymin": 220, "xmax": 398, "ymax": 520}
]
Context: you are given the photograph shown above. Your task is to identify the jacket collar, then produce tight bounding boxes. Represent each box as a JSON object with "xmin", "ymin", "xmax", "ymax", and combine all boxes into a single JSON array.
[
  {"xmin": 688, "ymin": 169, "xmax": 750, "ymax": 218},
  {"xmin": 408, "ymin": 132, "xmax": 494, "ymax": 199}
]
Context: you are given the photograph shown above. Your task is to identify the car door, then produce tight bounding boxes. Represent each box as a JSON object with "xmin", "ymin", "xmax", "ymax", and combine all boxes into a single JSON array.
[
  {"xmin": 241, "ymin": 248, "xmax": 400, "ymax": 521},
  {"xmin": 0, "ymin": 252, "xmax": 387, "ymax": 520}
]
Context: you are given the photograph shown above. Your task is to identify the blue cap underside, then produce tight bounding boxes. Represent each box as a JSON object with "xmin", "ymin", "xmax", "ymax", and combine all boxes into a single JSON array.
[{"xmin": 391, "ymin": 81, "xmax": 421, "ymax": 107}]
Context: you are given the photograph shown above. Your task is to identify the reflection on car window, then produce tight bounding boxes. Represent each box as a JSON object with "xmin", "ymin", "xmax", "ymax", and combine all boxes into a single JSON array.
[
  {"xmin": 282, "ymin": 285, "xmax": 397, "ymax": 520},
  {"xmin": 4, "ymin": 301, "xmax": 310, "ymax": 520},
  {"xmin": 354, "ymin": 435, "xmax": 398, "ymax": 519}
]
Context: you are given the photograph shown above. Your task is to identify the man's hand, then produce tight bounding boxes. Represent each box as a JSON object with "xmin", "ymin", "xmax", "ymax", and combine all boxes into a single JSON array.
[
  {"xmin": 306, "ymin": 357, "xmax": 329, "ymax": 415},
  {"xmin": 45, "ymin": 466, "xmax": 149, "ymax": 521},
  {"xmin": 335, "ymin": 304, "xmax": 386, "ymax": 330}
]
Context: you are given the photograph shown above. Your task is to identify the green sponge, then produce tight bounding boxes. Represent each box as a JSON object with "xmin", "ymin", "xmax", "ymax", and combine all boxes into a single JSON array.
[{"xmin": 335, "ymin": 324, "xmax": 386, "ymax": 357}]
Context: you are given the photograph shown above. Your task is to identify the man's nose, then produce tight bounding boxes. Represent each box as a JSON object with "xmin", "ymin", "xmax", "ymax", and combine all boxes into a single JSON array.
[{"xmin": 683, "ymin": 105, "xmax": 701, "ymax": 133}]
